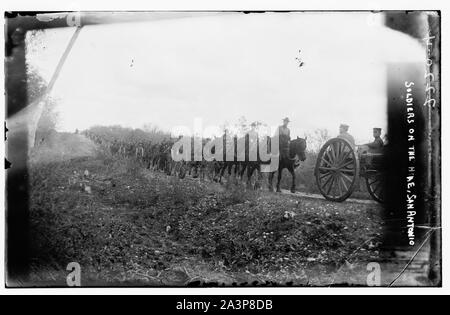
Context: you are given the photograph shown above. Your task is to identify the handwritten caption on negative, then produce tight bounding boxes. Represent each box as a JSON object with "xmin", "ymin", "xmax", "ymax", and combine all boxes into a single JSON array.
[{"xmin": 405, "ymin": 81, "xmax": 416, "ymax": 246}]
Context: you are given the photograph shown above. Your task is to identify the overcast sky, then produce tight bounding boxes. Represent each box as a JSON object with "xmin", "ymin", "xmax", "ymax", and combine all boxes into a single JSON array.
[{"xmin": 26, "ymin": 12, "xmax": 426, "ymax": 143}]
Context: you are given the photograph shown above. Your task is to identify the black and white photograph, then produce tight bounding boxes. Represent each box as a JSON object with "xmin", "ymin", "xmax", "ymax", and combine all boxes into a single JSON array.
[{"xmin": 4, "ymin": 8, "xmax": 442, "ymax": 292}]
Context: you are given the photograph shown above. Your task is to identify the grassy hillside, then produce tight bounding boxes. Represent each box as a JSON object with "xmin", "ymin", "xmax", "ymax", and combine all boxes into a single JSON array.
[{"xmin": 27, "ymin": 135, "xmax": 383, "ymax": 286}]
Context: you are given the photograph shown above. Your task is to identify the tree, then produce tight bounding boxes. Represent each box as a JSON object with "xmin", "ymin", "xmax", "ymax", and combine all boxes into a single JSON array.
[
  {"xmin": 27, "ymin": 66, "xmax": 59, "ymax": 145},
  {"xmin": 305, "ymin": 128, "xmax": 331, "ymax": 153}
]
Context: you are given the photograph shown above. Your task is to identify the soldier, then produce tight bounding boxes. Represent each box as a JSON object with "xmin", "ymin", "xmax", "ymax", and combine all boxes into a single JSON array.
[
  {"xmin": 364, "ymin": 127, "xmax": 384, "ymax": 153},
  {"xmin": 247, "ymin": 122, "xmax": 259, "ymax": 162},
  {"xmin": 275, "ymin": 117, "xmax": 300, "ymax": 167},
  {"xmin": 136, "ymin": 141, "xmax": 145, "ymax": 160},
  {"xmin": 276, "ymin": 117, "xmax": 291, "ymax": 156},
  {"xmin": 277, "ymin": 117, "xmax": 291, "ymax": 141},
  {"xmin": 383, "ymin": 133, "xmax": 389, "ymax": 146},
  {"xmin": 337, "ymin": 123, "xmax": 356, "ymax": 149}
]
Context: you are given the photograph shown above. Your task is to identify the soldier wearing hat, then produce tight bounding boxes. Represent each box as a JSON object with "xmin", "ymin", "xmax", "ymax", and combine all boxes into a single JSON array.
[
  {"xmin": 276, "ymin": 117, "xmax": 291, "ymax": 159},
  {"xmin": 337, "ymin": 123, "xmax": 356, "ymax": 149},
  {"xmin": 246, "ymin": 122, "xmax": 259, "ymax": 161},
  {"xmin": 364, "ymin": 127, "xmax": 384, "ymax": 153},
  {"xmin": 278, "ymin": 117, "xmax": 291, "ymax": 137}
]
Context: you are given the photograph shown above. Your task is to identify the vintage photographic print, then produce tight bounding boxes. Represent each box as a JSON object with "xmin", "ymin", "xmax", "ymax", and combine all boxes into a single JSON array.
[{"xmin": 5, "ymin": 10, "xmax": 441, "ymax": 288}]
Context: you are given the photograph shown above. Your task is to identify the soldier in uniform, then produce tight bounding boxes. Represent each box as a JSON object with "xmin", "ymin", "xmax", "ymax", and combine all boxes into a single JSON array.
[
  {"xmin": 247, "ymin": 122, "xmax": 259, "ymax": 161},
  {"xmin": 337, "ymin": 123, "xmax": 356, "ymax": 149},
  {"xmin": 358, "ymin": 127, "xmax": 385, "ymax": 168},
  {"xmin": 364, "ymin": 127, "xmax": 384, "ymax": 153},
  {"xmin": 383, "ymin": 133, "xmax": 389, "ymax": 146},
  {"xmin": 276, "ymin": 117, "xmax": 291, "ymax": 159}
]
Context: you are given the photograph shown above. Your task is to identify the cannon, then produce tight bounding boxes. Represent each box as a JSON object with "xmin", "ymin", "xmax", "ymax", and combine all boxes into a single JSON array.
[{"xmin": 314, "ymin": 138, "xmax": 385, "ymax": 203}]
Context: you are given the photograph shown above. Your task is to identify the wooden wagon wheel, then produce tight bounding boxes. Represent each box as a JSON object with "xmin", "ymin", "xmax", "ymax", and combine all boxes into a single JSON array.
[
  {"xmin": 365, "ymin": 170, "xmax": 385, "ymax": 203},
  {"xmin": 315, "ymin": 138, "xmax": 359, "ymax": 202}
]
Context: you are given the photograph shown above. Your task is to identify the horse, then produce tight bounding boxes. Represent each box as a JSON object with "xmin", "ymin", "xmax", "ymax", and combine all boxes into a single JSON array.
[
  {"xmin": 244, "ymin": 136, "xmax": 307, "ymax": 193},
  {"xmin": 214, "ymin": 134, "xmax": 247, "ymax": 183},
  {"xmin": 149, "ymin": 140, "xmax": 174, "ymax": 174},
  {"xmin": 269, "ymin": 137, "xmax": 307, "ymax": 193}
]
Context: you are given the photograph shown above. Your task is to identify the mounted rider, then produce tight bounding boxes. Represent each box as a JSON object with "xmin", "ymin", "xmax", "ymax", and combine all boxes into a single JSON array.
[
  {"xmin": 246, "ymin": 122, "xmax": 259, "ymax": 162},
  {"xmin": 276, "ymin": 118, "xmax": 300, "ymax": 168},
  {"xmin": 276, "ymin": 117, "xmax": 291, "ymax": 159}
]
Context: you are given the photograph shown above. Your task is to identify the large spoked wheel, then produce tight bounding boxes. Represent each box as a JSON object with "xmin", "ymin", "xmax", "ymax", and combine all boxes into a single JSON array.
[
  {"xmin": 315, "ymin": 138, "xmax": 359, "ymax": 202},
  {"xmin": 365, "ymin": 170, "xmax": 385, "ymax": 203}
]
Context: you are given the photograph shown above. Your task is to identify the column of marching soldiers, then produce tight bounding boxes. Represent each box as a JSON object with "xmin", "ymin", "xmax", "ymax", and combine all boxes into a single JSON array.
[{"xmin": 82, "ymin": 130, "xmax": 227, "ymax": 182}]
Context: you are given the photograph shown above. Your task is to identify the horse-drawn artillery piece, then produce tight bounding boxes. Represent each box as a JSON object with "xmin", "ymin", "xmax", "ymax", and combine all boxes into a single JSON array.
[{"xmin": 314, "ymin": 137, "xmax": 386, "ymax": 203}]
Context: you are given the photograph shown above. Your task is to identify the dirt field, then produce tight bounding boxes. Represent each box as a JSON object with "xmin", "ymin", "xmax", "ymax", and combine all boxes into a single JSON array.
[{"xmin": 24, "ymin": 134, "xmax": 390, "ymax": 287}]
